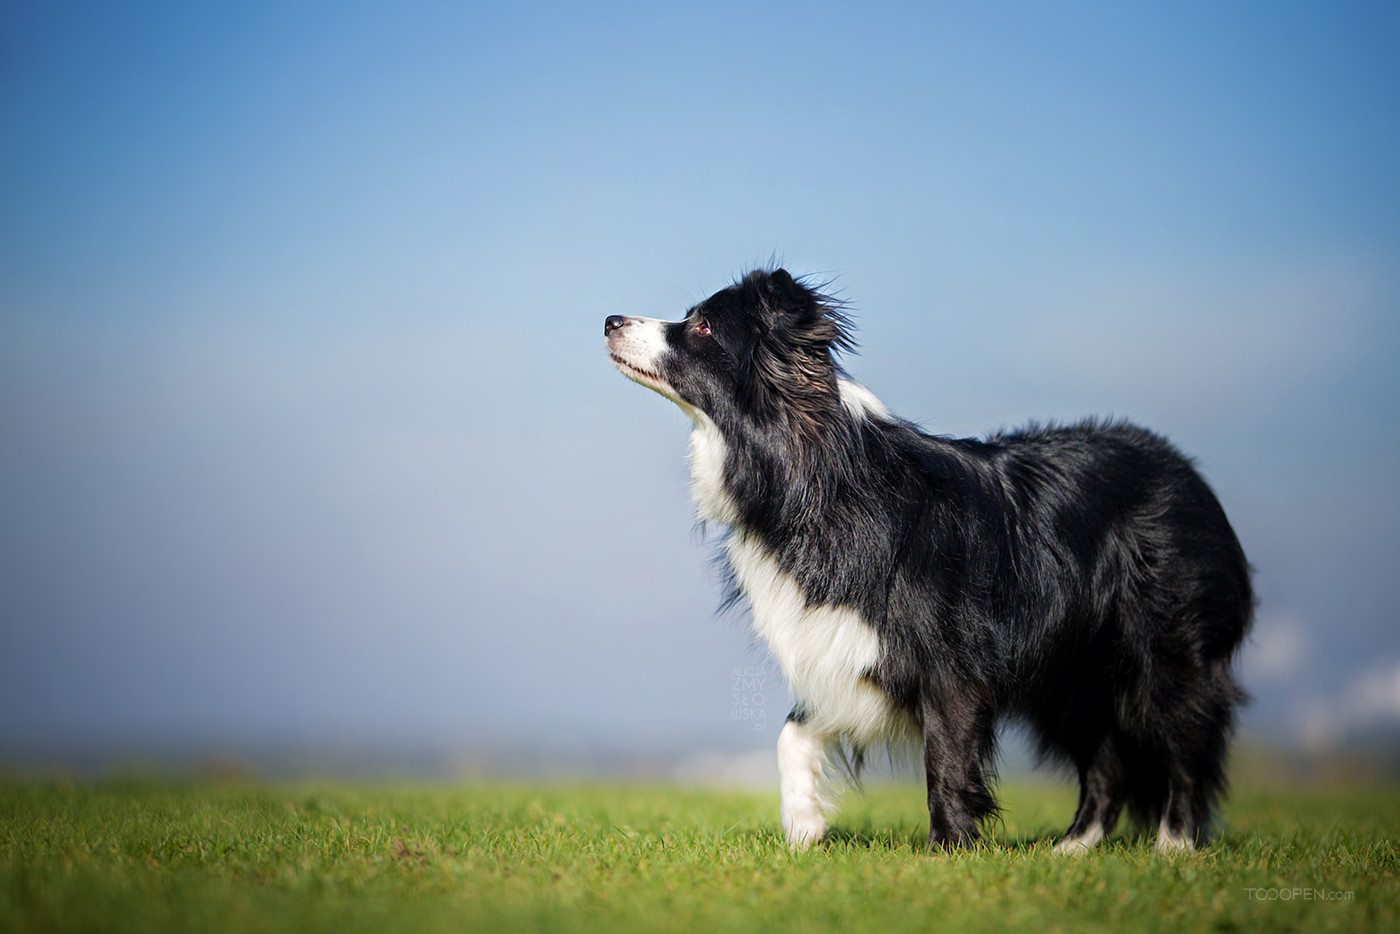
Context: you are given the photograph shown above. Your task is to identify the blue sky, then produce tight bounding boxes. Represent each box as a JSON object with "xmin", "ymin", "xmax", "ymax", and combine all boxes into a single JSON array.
[{"xmin": 2, "ymin": 1, "xmax": 1397, "ymax": 765}]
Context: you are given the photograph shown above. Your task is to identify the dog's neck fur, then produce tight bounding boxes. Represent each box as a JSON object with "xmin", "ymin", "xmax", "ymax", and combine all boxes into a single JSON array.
[{"xmin": 684, "ymin": 376, "xmax": 891, "ymax": 533}]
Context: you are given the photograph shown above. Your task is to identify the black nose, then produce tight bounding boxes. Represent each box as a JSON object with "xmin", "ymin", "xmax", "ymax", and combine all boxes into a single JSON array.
[{"xmin": 604, "ymin": 315, "xmax": 626, "ymax": 336}]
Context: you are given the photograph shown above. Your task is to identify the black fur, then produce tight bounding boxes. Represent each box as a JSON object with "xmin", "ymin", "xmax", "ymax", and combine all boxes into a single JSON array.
[{"xmin": 605, "ymin": 269, "xmax": 1252, "ymax": 850}]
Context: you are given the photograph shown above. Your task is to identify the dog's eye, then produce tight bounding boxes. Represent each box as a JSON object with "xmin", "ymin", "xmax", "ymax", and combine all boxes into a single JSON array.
[{"xmin": 695, "ymin": 322, "xmax": 712, "ymax": 337}]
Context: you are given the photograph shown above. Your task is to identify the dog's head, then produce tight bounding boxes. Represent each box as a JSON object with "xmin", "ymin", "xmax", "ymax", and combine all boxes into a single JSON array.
[{"xmin": 604, "ymin": 269, "xmax": 853, "ymax": 432}]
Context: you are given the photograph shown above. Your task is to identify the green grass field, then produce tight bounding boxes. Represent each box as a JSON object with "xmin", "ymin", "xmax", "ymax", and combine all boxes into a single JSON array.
[{"xmin": 1, "ymin": 777, "xmax": 1395, "ymax": 933}]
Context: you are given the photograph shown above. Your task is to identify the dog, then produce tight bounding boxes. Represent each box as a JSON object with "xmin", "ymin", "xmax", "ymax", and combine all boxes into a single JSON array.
[{"xmin": 604, "ymin": 269, "xmax": 1252, "ymax": 852}]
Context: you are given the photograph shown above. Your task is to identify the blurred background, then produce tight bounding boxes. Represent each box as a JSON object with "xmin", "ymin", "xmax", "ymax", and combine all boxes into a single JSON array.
[{"xmin": 2, "ymin": 0, "xmax": 1396, "ymax": 783}]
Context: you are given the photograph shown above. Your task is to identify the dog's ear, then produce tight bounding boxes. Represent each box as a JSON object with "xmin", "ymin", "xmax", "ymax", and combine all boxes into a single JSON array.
[
  {"xmin": 757, "ymin": 268, "xmax": 819, "ymax": 326},
  {"xmin": 764, "ymin": 270, "xmax": 853, "ymax": 350},
  {"xmin": 742, "ymin": 269, "xmax": 855, "ymax": 432},
  {"xmin": 764, "ymin": 268, "xmax": 804, "ymax": 305}
]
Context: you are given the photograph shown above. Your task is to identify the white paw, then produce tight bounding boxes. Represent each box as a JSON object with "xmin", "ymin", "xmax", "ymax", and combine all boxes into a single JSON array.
[
  {"xmin": 783, "ymin": 807, "xmax": 828, "ymax": 849},
  {"xmin": 1052, "ymin": 838, "xmax": 1093, "ymax": 856},
  {"xmin": 1156, "ymin": 830, "xmax": 1194, "ymax": 854},
  {"xmin": 1156, "ymin": 817, "xmax": 1195, "ymax": 854},
  {"xmin": 1052, "ymin": 824, "xmax": 1104, "ymax": 855}
]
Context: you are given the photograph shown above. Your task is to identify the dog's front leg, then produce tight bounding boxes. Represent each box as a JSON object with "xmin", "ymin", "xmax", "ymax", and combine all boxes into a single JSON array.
[
  {"xmin": 920, "ymin": 689, "xmax": 997, "ymax": 850},
  {"xmin": 777, "ymin": 712, "xmax": 830, "ymax": 849}
]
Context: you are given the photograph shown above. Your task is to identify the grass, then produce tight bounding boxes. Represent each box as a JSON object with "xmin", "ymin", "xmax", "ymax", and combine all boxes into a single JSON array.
[{"xmin": 1, "ymin": 776, "xmax": 1396, "ymax": 933}]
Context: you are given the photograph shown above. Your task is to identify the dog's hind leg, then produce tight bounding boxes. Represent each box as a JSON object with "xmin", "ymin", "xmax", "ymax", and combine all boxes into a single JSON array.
[
  {"xmin": 1150, "ymin": 658, "xmax": 1241, "ymax": 853},
  {"xmin": 1156, "ymin": 770, "xmax": 1202, "ymax": 853},
  {"xmin": 1156, "ymin": 702, "xmax": 1235, "ymax": 852},
  {"xmin": 1054, "ymin": 731, "xmax": 1127, "ymax": 855},
  {"xmin": 777, "ymin": 710, "xmax": 832, "ymax": 849}
]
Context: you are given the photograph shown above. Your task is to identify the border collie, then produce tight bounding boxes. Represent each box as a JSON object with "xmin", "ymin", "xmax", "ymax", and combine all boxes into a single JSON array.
[{"xmin": 604, "ymin": 269, "xmax": 1252, "ymax": 853}]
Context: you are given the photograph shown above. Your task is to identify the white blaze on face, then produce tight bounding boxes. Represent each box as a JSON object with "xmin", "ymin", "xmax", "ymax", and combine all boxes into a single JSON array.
[{"xmin": 606, "ymin": 316, "xmax": 680, "ymax": 402}]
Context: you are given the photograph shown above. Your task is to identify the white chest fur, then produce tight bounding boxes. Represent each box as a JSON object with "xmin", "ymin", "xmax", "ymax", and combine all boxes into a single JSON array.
[
  {"xmin": 686, "ymin": 411, "xmax": 736, "ymax": 525},
  {"xmin": 684, "ymin": 390, "xmax": 911, "ymax": 745},
  {"xmin": 723, "ymin": 533, "xmax": 909, "ymax": 744}
]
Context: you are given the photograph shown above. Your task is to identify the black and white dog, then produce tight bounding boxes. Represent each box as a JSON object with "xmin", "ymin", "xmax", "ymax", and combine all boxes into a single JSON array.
[{"xmin": 604, "ymin": 269, "xmax": 1252, "ymax": 852}]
